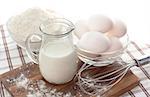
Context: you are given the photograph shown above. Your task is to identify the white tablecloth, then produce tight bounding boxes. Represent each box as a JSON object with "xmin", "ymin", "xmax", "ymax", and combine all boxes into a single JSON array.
[{"xmin": 0, "ymin": 25, "xmax": 150, "ymax": 97}]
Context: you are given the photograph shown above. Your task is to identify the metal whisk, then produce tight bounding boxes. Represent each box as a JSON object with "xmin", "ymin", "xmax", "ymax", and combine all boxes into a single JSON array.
[{"xmin": 76, "ymin": 56, "xmax": 150, "ymax": 96}]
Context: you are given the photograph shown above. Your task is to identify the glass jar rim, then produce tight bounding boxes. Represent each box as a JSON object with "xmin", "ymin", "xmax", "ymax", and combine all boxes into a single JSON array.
[{"xmin": 39, "ymin": 18, "xmax": 75, "ymax": 37}]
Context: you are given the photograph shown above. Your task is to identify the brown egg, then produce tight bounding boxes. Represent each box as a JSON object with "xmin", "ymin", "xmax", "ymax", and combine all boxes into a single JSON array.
[
  {"xmin": 106, "ymin": 19, "xmax": 127, "ymax": 38},
  {"xmin": 74, "ymin": 20, "xmax": 90, "ymax": 38},
  {"xmin": 106, "ymin": 36, "xmax": 123, "ymax": 52},
  {"xmin": 78, "ymin": 31, "xmax": 111, "ymax": 54},
  {"xmin": 88, "ymin": 14, "xmax": 113, "ymax": 33}
]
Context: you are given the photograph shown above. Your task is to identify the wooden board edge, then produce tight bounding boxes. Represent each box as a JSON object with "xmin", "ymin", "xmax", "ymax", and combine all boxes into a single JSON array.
[{"xmin": 104, "ymin": 71, "xmax": 140, "ymax": 97}]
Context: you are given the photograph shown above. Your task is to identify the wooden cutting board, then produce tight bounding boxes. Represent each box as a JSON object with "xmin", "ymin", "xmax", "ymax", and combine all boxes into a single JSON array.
[{"xmin": 0, "ymin": 62, "xmax": 139, "ymax": 97}]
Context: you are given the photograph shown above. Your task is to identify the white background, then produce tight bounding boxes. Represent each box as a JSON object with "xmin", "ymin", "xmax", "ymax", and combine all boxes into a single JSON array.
[{"xmin": 0, "ymin": 0, "xmax": 150, "ymax": 43}]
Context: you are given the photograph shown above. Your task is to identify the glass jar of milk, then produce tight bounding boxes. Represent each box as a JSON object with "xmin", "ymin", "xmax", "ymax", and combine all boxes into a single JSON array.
[{"xmin": 25, "ymin": 18, "xmax": 78, "ymax": 84}]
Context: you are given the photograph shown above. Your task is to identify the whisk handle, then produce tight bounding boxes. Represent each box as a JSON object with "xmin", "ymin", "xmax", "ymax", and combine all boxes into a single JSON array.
[{"xmin": 134, "ymin": 56, "xmax": 150, "ymax": 66}]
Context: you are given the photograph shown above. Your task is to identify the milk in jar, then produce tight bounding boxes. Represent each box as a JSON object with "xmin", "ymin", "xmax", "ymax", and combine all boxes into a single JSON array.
[
  {"xmin": 39, "ymin": 42, "xmax": 78, "ymax": 84},
  {"xmin": 25, "ymin": 18, "xmax": 78, "ymax": 84}
]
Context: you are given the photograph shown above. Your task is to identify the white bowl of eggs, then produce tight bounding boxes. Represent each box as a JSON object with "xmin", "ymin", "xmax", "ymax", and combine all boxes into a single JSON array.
[{"xmin": 74, "ymin": 14, "xmax": 129, "ymax": 66}]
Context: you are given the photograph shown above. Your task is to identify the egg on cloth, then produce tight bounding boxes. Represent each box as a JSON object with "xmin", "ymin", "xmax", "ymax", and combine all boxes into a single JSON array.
[
  {"xmin": 77, "ymin": 31, "xmax": 111, "ymax": 54},
  {"xmin": 88, "ymin": 14, "xmax": 113, "ymax": 33},
  {"xmin": 106, "ymin": 19, "xmax": 127, "ymax": 38},
  {"xmin": 74, "ymin": 20, "xmax": 90, "ymax": 38},
  {"xmin": 106, "ymin": 36, "xmax": 123, "ymax": 52}
]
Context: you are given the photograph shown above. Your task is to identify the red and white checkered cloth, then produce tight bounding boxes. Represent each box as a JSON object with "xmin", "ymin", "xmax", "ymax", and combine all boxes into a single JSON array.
[{"xmin": 0, "ymin": 25, "xmax": 150, "ymax": 97}]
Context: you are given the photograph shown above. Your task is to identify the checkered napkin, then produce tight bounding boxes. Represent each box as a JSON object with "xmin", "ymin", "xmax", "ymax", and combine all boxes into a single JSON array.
[{"xmin": 0, "ymin": 25, "xmax": 150, "ymax": 97}]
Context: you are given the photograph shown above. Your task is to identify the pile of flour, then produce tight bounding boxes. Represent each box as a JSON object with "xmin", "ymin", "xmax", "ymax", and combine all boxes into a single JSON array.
[{"xmin": 7, "ymin": 8, "xmax": 60, "ymax": 42}]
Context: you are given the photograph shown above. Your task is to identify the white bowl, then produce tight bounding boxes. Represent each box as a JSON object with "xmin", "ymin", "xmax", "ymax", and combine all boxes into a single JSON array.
[{"xmin": 6, "ymin": 8, "xmax": 61, "ymax": 49}]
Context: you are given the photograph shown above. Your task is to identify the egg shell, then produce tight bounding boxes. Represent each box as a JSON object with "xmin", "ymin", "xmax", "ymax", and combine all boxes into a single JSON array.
[
  {"xmin": 74, "ymin": 20, "xmax": 89, "ymax": 38},
  {"xmin": 106, "ymin": 19, "xmax": 127, "ymax": 38},
  {"xmin": 106, "ymin": 36, "xmax": 123, "ymax": 52},
  {"xmin": 88, "ymin": 14, "xmax": 113, "ymax": 33},
  {"xmin": 78, "ymin": 31, "xmax": 111, "ymax": 54}
]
